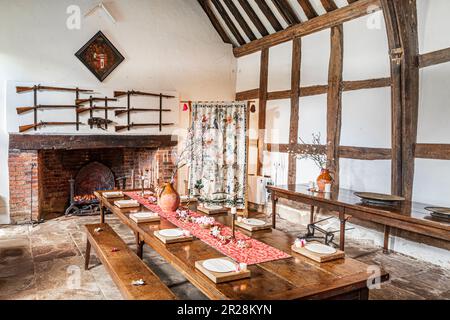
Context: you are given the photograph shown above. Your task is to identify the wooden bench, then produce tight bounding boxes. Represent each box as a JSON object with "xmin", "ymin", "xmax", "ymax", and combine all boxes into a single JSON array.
[{"xmin": 84, "ymin": 223, "xmax": 176, "ymax": 300}]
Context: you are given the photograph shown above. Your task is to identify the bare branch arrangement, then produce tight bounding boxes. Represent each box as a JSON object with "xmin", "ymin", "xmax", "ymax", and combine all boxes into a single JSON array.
[{"xmin": 296, "ymin": 133, "xmax": 327, "ymax": 169}]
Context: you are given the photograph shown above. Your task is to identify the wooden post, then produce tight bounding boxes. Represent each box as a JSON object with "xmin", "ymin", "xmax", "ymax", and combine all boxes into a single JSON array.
[
  {"xmin": 381, "ymin": 0, "xmax": 419, "ymax": 200},
  {"xmin": 257, "ymin": 48, "xmax": 269, "ymax": 177},
  {"xmin": 288, "ymin": 37, "xmax": 301, "ymax": 185},
  {"xmin": 271, "ymin": 195, "xmax": 278, "ymax": 229},
  {"xmin": 326, "ymin": 25, "xmax": 344, "ymax": 187}
]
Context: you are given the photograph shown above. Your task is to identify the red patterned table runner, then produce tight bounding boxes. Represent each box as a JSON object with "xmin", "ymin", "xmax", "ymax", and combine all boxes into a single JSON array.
[{"xmin": 125, "ymin": 192, "xmax": 291, "ymax": 265}]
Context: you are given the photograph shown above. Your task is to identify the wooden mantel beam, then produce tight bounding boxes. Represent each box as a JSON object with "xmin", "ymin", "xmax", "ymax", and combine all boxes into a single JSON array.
[{"xmin": 234, "ymin": 0, "xmax": 381, "ymax": 57}]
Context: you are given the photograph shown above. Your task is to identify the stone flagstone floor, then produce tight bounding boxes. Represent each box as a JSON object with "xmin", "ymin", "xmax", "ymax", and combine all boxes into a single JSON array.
[{"xmin": 0, "ymin": 214, "xmax": 449, "ymax": 300}]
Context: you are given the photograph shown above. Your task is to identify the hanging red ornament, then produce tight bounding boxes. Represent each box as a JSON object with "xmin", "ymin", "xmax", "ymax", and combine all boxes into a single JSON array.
[{"xmin": 183, "ymin": 103, "xmax": 189, "ymax": 111}]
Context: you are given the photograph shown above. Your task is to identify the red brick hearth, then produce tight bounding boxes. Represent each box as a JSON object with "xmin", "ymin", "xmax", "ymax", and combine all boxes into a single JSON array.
[{"xmin": 8, "ymin": 135, "xmax": 177, "ymax": 224}]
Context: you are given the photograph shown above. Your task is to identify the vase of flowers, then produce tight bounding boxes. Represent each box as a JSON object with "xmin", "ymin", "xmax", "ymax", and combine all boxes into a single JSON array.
[{"xmin": 296, "ymin": 133, "xmax": 332, "ymax": 192}]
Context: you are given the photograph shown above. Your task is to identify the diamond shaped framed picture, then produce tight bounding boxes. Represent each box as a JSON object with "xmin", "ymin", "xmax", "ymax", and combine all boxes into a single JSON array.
[{"xmin": 75, "ymin": 31, "xmax": 124, "ymax": 82}]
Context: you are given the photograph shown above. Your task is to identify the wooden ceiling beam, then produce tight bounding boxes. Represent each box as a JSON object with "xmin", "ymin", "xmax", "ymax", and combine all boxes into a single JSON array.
[
  {"xmin": 237, "ymin": 0, "xmax": 269, "ymax": 37},
  {"xmin": 419, "ymin": 47, "xmax": 450, "ymax": 68},
  {"xmin": 198, "ymin": 0, "xmax": 233, "ymax": 45},
  {"xmin": 255, "ymin": 0, "xmax": 284, "ymax": 32},
  {"xmin": 297, "ymin": 0, "xmax": 318, "ymax": 19},
  {"xmin": 223, "ymin": 0, "xmax": 257, "ymax": 41},
  {"xmin": 271, "ymin": 0, "xmax": 301, "ymax": 25},
  {"xmin": 234, "ymin": 0, "xmax": 381, "ymax": 57},
  {"xmin": 211, "ymin": 0, "xmax": 246, "ymax": 46},
  {"xmin": 320, "ymin": 0, "xmax": 338, "ymax": 12}
]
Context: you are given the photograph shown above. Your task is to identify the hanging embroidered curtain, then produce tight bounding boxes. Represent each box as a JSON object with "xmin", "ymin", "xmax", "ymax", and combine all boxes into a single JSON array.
[{"xmin": 188, "ymin": 102, "xmax": 247, "ymax": 208}]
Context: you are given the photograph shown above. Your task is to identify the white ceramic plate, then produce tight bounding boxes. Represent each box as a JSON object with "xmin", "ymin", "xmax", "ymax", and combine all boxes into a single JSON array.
[
  {"xmin": 305, "ymin": 243, "xmax": 337, "ymax": 255},
  {"xmin": 202, "ymin": 258, "xmax": 236, "ymax": 273},
  {"xmin": 159, "ymin": 229, "xmax": 184, "ymax": 238},
  {"xmin": 243, "ymin": 218, "xmax": 266, "ymax": 226}
]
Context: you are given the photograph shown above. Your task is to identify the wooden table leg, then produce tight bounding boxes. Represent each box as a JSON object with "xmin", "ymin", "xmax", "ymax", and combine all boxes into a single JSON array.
[
  {"xmin": 310, "ymin": 206, "xmax": 315, "ymax": 224},
  {"xmin": 339, "ymin": 211, "xmax": 346, "ymax": 251},
  {"xmin": 100, "ymin": 201, "xmax": 105, "ymax": 224},
  {"xmin": 272, "ymin": 196, "xmax": 278, "ymax": 229},
  {"xmin": 135, "ymin": 232, "xmax": 144, "ymax": 259},
  {"xmin": 85, "ymin": 239, "xmax": 91, "ymax": 270},
  {"xmin": 383, "ymin": 225, "xmax": 391, "ymax": 254}
]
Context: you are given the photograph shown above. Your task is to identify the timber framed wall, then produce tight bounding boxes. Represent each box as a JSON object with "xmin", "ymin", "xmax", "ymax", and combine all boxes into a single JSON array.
[{"xmin": 234, "ymin": 0, "xmax": 450, "ymax": 207}]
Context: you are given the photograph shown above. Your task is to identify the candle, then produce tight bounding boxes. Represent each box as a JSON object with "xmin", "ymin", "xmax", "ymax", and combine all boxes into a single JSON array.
[
  {"xmin": 325, "ymin": 183, "xmax": 332, "ymax": 193},
  {"xmin": 239, "ymin": 263, "xmax": 247, "ymax": 272},
  {"xmin": 231, "ymin": 207, "xmax": 237, "ymax": 215}
]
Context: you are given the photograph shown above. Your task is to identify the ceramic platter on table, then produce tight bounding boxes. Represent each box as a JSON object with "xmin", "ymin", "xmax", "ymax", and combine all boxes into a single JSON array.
[
  {"xmin": 354, "ymin": 192, "xmax": 405, "ymax": 205},
  {"xmin": 424, "ymin": 207, "xmax": 450, "ymax": 221},
  {"xmin": 243, "ymin": 218, "xmax": 266, "ymax": 226},
  {"xmin": 304, "ymin": 243, "xmax": 337, "ymax": 255},
  {"xmin": 159, "ymin": 229, "xmax": 184, "ymax": 238},
  {"xmin": 202, "ymin": 258, "xmax": 236, "ymax": 273}
]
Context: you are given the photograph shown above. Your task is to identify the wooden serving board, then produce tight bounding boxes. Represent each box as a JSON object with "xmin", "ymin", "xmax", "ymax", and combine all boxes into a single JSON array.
[
  {"xmin": 130, "ymin": 214, "xmax": 160, "ymax": 224},
  {"xmin": 180, "ymin": 197, "xmax": 198, "ymax": 204},
  {"xmin": 198, "ymin": 206, "xmax": 228, "ymax": 215},
  {"xmin": 154, "ymin": 230, "xmax": 194, "ymax": 244},
  {"xmin": 291, "ymin": 243, "xmax": 345, "ymax": 263},
  {"xmin": 195, "ymin": 258, "xmax": 251, "ymax": 284},
  {"xmin": 235, "ymin": 220, "xmax": 272, "ymax": 232},
  {"xmin": 103, "ymin": 192, "xmax": 124, "ymax": 199},
  {"xmin": 114, "ymin": 202, "xmax": 140, "ymax": 209}
]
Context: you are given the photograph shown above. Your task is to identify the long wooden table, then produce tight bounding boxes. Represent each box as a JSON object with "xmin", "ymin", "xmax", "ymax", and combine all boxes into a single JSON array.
[
  {"xmin": 268, "ymin": 184, "xmax": 450, "ymax": 252},
  {"xmin": 95, "ymin": 190, "xmax": 388, "ymax": 300}
]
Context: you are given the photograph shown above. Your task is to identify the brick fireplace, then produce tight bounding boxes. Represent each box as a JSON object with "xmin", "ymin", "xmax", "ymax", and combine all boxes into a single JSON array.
[{"xmin": 8, "ymin": 134, "xmax": 177, "ymax": 224}]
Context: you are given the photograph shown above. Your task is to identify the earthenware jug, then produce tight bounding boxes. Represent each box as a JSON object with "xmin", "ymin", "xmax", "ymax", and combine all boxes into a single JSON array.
[
  {"xmin": 317, "ymin": 168, "xmax": 333, "ymax": 192},
  {"xmin": 158, "ymin": 182, "xmax": 180, "ymax": 212}
]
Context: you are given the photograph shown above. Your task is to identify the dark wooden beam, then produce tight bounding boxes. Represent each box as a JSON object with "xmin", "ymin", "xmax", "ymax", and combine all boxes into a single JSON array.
[
  {"xmin": 211, "ymin": 0, "xmax": 246, "ymax": 46},
  {"xmin": 234, "ymin": 0, "xmax": 381, "ymax": 57},
  {"xmin": 288, "ymin": 37, "xmax": 302, "ymax": 184},
  {"xmin": 255, "ymin": 0, "xmax": 284, "ymax": 32},
  {"xmin": 419, "ymin": 47, "xmax": 450, "ymax": 68},
  {"xmin": 342, "ymin": 78, "xmax": 392, "ymax": 91},
  {"xmin": 257, "ymin": 48, "xmax": 270, "ymax": 176},
  {"xmin": 297, "ymin": 0, "xmax": 318, "ymax": 20},
  {"xmin": 237, "ymin": 77, "xmax": 390, "ymax": 101},
  {"xmin": 9, "ymin": 134, "xmax": 178, "ymax": 151},
  {"xmin": 223, "ymin": 0, "xmax": 257, "ymax": 41},
  {"xmin": 237, "ymin": 0, "xmax": 269, "ymax": 37},
  {"xmin": 236, "ymin": 88, "xmax": 260, "ymax": 101},
  {"xmin": 326, "ymin": 25, "xmax": 344, "ymax": 186},
  {"xmin": 381, "ymin": 0, "xmax": 403, "ymax": 196},
  {"xmin": 415, "ymin": 144, "xmax": 450, "ymax": 160},
  {"xmin": 339, "ymin": 146, "xmax": 392, "ymax": 160},
  {"xmin": 321, "ymin": 0, "xmax": 338, "ymax": 12},
  {"xmin": 198, "ymin": 0, "xmax": 233, "ymax": 45},
  {"xmin": 271, "ymin": 0, "xmax": 301, "ymax": 25},
  {"xmin": 266, "ymin": 143, "xmax": 392, "ymax": 160},
  {"xmin": 397, "ymin": 0, "xmax": 419, "ymax": 201}
]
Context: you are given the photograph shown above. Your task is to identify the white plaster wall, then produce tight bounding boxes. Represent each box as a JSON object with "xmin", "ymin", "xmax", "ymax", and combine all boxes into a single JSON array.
[
  {"xmin": 0, "ymin": 0, "xmax": 237, "ymax": 223},
  {"xmin": 415, "ymin": 0, "xmax": 450, "ymax": 207}
]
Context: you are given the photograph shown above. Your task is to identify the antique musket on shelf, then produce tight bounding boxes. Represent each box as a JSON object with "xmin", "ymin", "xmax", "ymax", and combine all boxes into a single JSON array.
[
  {"xmin": 114, "ymin": 108, "xmax": 171, "ymax": 116},
  {"xmin": 16, "ymin": 85, "xmax": 93, "ymax": 94},
  {"xmin": 114, "ymin": 90, "xmax": 175, "ymax": 99},
  {"xmin": 115, "ymin": 122, "xmax": 174, "ymax": 132},
  {"xmin": 76, "ymin": 97, "xmax": 118, "ymax": 105},
  {"xmin": 19, "ymin": 121, "xmax": 84, "ymax": 133},
  {"xmin": 16, "ymin": 105, "xmax": 80, "ymax": 115},
  {"xmin": 77, "ymin": 106, "xmax": 126, "ymax": 114}
]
